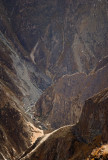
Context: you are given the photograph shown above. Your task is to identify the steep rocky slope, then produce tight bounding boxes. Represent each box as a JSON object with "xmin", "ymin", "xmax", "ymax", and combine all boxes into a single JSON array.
[
  {"xmin": 33, "ymin": 56, "xmax": 108, "ymax": 130},
  {"xmin": 0, "ymin": 86, "xmax": 43, "ymax": 160},
  {"xmin": 0, "ymin": 2, "xmax": 46, "ymax": 159},
  {"xmin": 0, "ymin": 0, "xmax": 51, "ymax": 113},
  {"xmin": 0, "ymin": 32, "xmax": 51, "ymax": 117},
  {"xmin": 20, "ymin": 88, "xmax": 108, "ymax": 160},
  {"xmin": 0, "ymin": 32, "xmax": 51, "ymax": 106},
  {"xmin": 2, "ymin": 0, "xmax": 108, "ymax": 80}
]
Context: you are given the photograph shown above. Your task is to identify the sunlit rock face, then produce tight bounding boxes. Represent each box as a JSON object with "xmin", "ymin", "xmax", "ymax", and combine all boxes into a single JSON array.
[
  {"xmin": 20, "ymin": 88, "xmax": 108, "ymax": 160},
  {"xmin": 33, "ymin": 57, "xmax": 108, "ymax": 130},
  {"xmin": 0, "ymin": 88, "xmax": 43, "ymax": 160},
  {"xmin": 2, "ymin": 0, "xmax": 108, "ymax": 81},
  {"xmin": 86, "ymin": 144, "xmax": 108, "ymax": 160}
]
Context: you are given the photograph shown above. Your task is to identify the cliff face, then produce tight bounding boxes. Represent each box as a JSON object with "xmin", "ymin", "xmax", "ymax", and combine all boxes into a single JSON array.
[
  {"xmin": 2, "ymin": 0, "xmax": 108, "ymax": 80},
  {"xmin": 19, "ymin": 88, "xmax": 108, "ymax": 160},
  {"xmin": 0, "ymin": 2, "xmax": 45, "ymax": 158},
  {"xmin": 0, "ymin": 31, "xmax": 51, "ymax": 115},
  {"xmin": 0, "ymin": 87, "xmax": 43, "ymax": 160},
  {"xmin": 0, "ymin": 0, "xmax": 52, "ymax": 114},
  {"xmin": 77, "ymin": 88, "xmax": 108, "ymax": 143},
  {"xmin": 33, "ymin": 57, "xmax": 108, "ymax": 130}
]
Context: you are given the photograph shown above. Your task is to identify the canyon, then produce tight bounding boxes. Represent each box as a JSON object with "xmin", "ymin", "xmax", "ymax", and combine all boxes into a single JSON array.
[{"xmin": 0, "ymin": 0, "xmax": 108, "ymax": 159}]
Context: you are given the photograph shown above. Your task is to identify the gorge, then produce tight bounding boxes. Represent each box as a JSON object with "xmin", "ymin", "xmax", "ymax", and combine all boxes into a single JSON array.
[{"xmin": 0, "ymin": 0, "xmax": 108, "ymax": 159}]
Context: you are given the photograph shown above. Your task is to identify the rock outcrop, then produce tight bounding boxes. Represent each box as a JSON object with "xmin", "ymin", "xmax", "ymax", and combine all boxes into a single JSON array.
[
  {"xmin": 86, "ymin": 144, "xmax": 108, "ymax": 160},
  {"xmin": 33, "ymin": 57, "xmax": 108, "ymax": 130},
  {"xmin": 76, "ymin": 88, "xmax": 108, "ymax": 143},
  {"xmin": 19, "ymin": 88, "xmax": 108, "ymax": 160}
]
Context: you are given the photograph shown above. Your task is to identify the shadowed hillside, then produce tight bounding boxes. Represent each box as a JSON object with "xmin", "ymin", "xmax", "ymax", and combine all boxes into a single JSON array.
[{"xmin": 2, "ymin": 0, "xmax": 108, "ymax": 80}]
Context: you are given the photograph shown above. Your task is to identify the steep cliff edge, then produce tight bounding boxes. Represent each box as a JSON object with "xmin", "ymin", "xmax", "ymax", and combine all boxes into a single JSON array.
[
  {"xmin": 33, "ymin": 57, "xmax": 108, "ymax": 130},
  {"xmin": 20, "ymin": 88, "xmax": 108, "ymax": 160}
]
